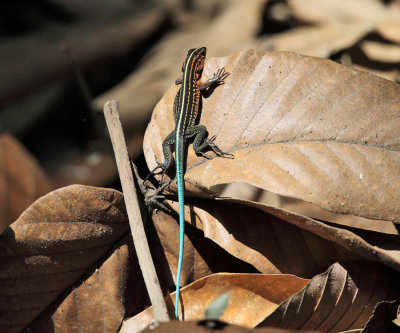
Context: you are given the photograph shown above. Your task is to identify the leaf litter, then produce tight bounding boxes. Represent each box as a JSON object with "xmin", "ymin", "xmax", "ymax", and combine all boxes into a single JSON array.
[{"xmin": 3, "ymin": 1, "xmax": 400, "ymax": 331}]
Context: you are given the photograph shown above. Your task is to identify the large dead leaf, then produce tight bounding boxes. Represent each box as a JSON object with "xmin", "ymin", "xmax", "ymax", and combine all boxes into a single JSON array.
[
  {"xmin": 377, "ymin": 20, "xmax": 400, "ymax": 44},
  {"xmin": 0, "ymin": 133, "xmax": 53, "ymax": 233},
  {"xmin": 28, "ymin": 234, "xmax": 134, "ymax": 333},
  {"xmin": 123, "ymin": 261, "xmax": 399, "ymax": 332},
  {"xmin": 258, "ymin": 21, "xmax": 374, "ymax": 58},
  {"xmin": 0, "ymin": 185, "xmax": 129, "ymax": 332},
  {"xmin": 121, "ymin": 272, "xmax": 309, "ymax": 332},
  {"xmin": 287, "ymin": 0, "xmax": 400, "ymax": 44},
  {"xmin": 221, "ymin": 184, "xmax": 397, "ymax": 234},
  {"xmin": 276, "ymin": 195, "xmax": 397, "ymax": 234},
  {"xmin": 288, "ymin": 0, "xmax": 386, "ymax": 23},
  {"xmin": 147, "ymin": 201, "xmax": 261, "ymax": 293},
  {"xmin": 152, "ymin": 198, "xmax": 400, "ymax": 278},
  {"xmin": 360, "ymin": 40, "xmax": 400, "ymax": 64},
  {"xmin": 259, "ymin": 261, "xmax": 400, "ymax": 332},
  {"xmin": 144, "ymin": 49, "xmax": 400, "ymax": 223}
]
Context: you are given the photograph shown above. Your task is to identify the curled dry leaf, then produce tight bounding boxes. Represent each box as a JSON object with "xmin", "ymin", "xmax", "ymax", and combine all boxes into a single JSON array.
[
  {"xmin": 148, "ymin": 205, "xmax": 259, "ymax": 292},
  {"xmin": 259, "ymin": 21, "xmax": 374, "ymax": 58},
  {"xmin": 158, "ymin": 198, "xmax": 400, "ymax": 277},
  {"xmin": 0, "ymin": 185, "xmax": 129, "ymax": 333},
  {"xmin": 260, "ymin": 261, "xmax": 400, "ymax": 332},
  {"xmin": 120, "ymin": 272, "xmax": 309, "ymax": 332},
  {"xmin": 221, "ymin": 182, "xmax": 264, "ymax": 202},
  {"xmin": 144, "ymin": 49, "xmax": 400, "ymax": 223},
  {"xmin": 123, "ymin": 261, "xmax": 399, "ymax": 332},
  {"xmin": 277, "ymin": 195, "xmax": 397, "ymax": 234},
  {"xmin": 288, "ymin": 0, "xmax": 386, "ymax": 23},
  {"xmin": 0, "ymin": 133, "xmax": 53, "ymax": 233},
  {"xmin": 377, "ymin": 20, "xmax": 400, "ymax": 44},
  {"xmin": 288, "ymin": 0, "xmax": 400, "ymax": 44},
  {"xmin": 360, "ymin": 40, "xmax": 400, "ymax": 64},
  {"xmin": 29, "ymin": 234, "xmax": 134, "ymax": 333},
  {"xmin": 138, "ymin": 196, "xmax": 400, "ymax": 328},
  {"xmin": 375, "ymin": 1, "xmax": 400, "ymax": 44}
]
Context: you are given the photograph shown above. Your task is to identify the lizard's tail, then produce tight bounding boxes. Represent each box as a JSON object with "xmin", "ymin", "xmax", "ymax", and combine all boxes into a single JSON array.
[{"xmin": 175, "ymin": 138, "xmax": 185, "ymax": 319}]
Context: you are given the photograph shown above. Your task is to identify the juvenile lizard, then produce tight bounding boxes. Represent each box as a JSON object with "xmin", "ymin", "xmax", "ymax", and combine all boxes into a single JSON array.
[{"xmin": 146, "ymin": 47, "xmax": 231, "ymax": 319}]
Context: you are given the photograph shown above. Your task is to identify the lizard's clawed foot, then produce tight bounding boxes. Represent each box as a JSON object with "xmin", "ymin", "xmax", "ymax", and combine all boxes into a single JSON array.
[
  {"xmin": 145, "ymin": 178, "xmax": 174, "ymax": 213},
  {"xmin": 206, "ymin": 135, "xmax": 234, "ymax": 159},
  {"xmin": 143, "ymin": 155, "xmax": 168, "ymax": 188},
  {"xmin": 213, "ymin": 67, "xmax": 230, "ymax": 84}
]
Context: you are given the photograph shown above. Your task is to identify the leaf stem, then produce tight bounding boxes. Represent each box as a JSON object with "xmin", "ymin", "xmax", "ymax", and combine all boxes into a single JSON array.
[{"xmin": 103, "ymin": 100, "xmax": 169, "ymax": 322}]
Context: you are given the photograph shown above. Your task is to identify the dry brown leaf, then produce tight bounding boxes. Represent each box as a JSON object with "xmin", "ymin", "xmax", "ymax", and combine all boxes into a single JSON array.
[
  {"xmin": 52, "ymin": 239, "xmax": 129, "ymax": 332},
  {"xmin": 139, "ymin": 321, "xmax": 316, "ymax": 333},
  {"xmin": 376, "ymin": 1, "xmax": 400, "ymax": 43},
  {"xmin": 0, "ymin": 133, "xmax": 53, "ymax": 233},
  {"xmin": 121, "ymin": 273, "xmax": 309, "ymax": 332},
  {"xmin": 287, "ymin": 0, "xmax": 400, "ymax": 45},
  {"xmin": 148, "ymin": 206, "xmax": 259, "ymax": 295},
  {"xmin": 144, "ymin": 49, "xmax": 400, "ymax": 223},
  {"xmin": 137, "ymin": 194, "xmax": 400, "ymax": 311},
  {"xmin": 94, "ymin": 0, "xmax": 265, "ymax": 132},
  {"xmin": 360, "ymin": 40, "xmax": 400, "ymax": 63},
  {"xmin": 288, "ymin": 0, "xmax": 386, "ymax": 23},
  {"xmin": 258, "ymin": 21, "xmax": 374, "ymax": 58},
  {"xmin": 123, "ymin": 261, "xmax": 399, "ymax": 332},
  {"xmin": 28, "ymin": 234, "xmax": 133, "ymax": 333},
  {"xmin": 352, "ymin": 64, "xmax": 400, "ymax": 83},
  {"xmin": 221, "ymin": 183, "xmax": 397, "ymax": 234},
  {"xmin": 277, "ymin": 196, "xmax": 397, "ymax": 234},
  {"xmin": 377, "ymin": 20, "xmax": 400, "ymax": 44},
  {"xmin": 220, "ymin": 182, "xmax": 264, "ymax": 202},
  {"xmin": 260, "ymin": 261, "xmax": 400, "ymax": 332},
  {"xmin": 0, "ymin": 185, "xmax": 129, "ymax": 332},
  {"xmin": 157, "ymin": 198, "xmax": 400, "ymax": 277}
]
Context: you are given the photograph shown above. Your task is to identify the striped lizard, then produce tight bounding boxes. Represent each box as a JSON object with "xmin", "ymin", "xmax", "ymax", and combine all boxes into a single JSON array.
[{"xmin": 146, "ymin": 47, "xmax": 231, "ymax": 318}]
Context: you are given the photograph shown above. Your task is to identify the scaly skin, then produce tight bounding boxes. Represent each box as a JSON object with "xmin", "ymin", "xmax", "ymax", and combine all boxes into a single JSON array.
[{"xmin": 146, "ymin": 47, "xmax": 231, "ymax": 319}]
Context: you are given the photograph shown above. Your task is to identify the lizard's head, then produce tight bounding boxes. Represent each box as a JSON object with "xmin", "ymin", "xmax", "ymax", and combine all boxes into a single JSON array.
[
  {"xmin": 183, "ymin": 47, "xmax": 207, "ymax": 76},
  {"xmin": 187, "ymin": 46, "xmax": 206, "ymax": 58}
]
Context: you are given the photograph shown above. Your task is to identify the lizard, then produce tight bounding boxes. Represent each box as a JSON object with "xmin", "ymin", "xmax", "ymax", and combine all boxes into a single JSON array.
[{"xmin": 146, "ymin": 47, "xmax": 232, "ymax": 319}]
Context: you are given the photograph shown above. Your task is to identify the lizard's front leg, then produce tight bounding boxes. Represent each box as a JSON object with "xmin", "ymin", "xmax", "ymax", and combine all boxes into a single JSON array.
[{"xmin": 198, "ymin": 67, "xmax": 229, "ymax": 91}]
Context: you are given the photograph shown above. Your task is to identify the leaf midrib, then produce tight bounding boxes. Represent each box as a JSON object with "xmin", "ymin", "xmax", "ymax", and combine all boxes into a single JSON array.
[{"xmin": 187, "ymin": 138, "xmax": 398, "ymax": 172}]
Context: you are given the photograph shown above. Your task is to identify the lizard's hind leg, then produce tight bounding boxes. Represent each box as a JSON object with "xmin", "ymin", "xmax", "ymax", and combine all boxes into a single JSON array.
[
  {"xmin": 143, "ymin": 131, "xmax": 176, "ymax": 184},
  {"xmin": 187, "ymin": 125, "xmax": 233, "ymax": 159}
]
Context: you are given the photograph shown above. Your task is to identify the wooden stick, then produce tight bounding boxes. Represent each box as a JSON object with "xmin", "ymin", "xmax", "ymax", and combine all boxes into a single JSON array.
[{"xmin": 103, "ymin": 100, "xmax": 169, "ymax": 322}]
